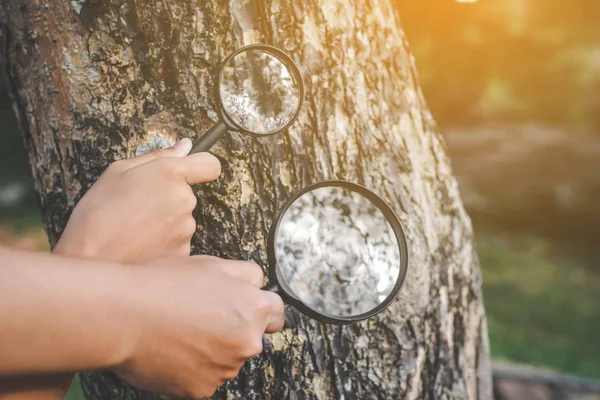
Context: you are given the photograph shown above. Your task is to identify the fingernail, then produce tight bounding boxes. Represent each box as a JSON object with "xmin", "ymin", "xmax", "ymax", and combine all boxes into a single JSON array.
[
  {"xmin": 172, "ymin": 138, "xmax": 192, "ymax": 155},
  {"xmin": 173, "ymin": 138, "xmax": 188, "ymax": 148}
]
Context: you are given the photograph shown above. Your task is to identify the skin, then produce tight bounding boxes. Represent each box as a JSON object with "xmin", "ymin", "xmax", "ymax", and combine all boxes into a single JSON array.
[
  {"xmin": 0, "ymin": 139, "xmax": 285, "ymax": 399},
  {"xmin": 54, "ymin": 138, "xmax": 220, "ymax": 263},
  {"xmin": 0, "ymin": 249, "xmax": 284, "ymax": 398}
]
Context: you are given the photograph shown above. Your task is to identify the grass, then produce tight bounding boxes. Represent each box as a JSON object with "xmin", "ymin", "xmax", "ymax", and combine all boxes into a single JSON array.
[
  {"xmin": 0, "ymin": 203, "xmax": 45, "ymax": 234},
  {"xmin": 478, "ymin": 231, "xmax": 600, "ymax": 379},
  {"xmin": 65, "ymin": 375, "xmax": 85, "ymax": 400},
  {"xmin": 0, "ymin": 205, "xmax": 49, "ymax": 251}
]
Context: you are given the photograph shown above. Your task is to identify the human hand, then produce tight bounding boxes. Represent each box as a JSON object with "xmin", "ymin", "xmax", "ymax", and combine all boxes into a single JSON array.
[
  {"xmin": 0, "ymin": 249, "xmax": 284, "ymax": 399},
  {"xmin": 54, "ymin": 138, "xmax": 220, "ymax": 263},
  {"xmin": 113, "ymin": 255, "xmax": 284, "ymax": 398}
]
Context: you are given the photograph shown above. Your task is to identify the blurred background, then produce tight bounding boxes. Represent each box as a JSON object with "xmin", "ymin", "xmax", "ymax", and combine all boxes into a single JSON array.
[
  {"xmin": 0, "ymin": 0, "xmax": 598, "ymax": 398},
  {"xmin": 396, "ymin": 0, "xmax": 600, "ymax": 384}
]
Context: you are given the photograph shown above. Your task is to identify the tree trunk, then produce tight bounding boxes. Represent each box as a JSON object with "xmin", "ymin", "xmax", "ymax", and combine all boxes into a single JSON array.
[{"xmin": 0, "ymin": 0, "xmax": 493, "ymax": 398}]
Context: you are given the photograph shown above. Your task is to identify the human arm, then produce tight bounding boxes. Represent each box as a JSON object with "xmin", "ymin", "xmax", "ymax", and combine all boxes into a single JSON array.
[
  {"xmin": 0, "ymin": 246, "xmax": 284, "ymax": 398},
  {"xmin": 0, "ymin": 246, "xmax": 140, "ymax": 376},
  {"xmin": 1, "ymin": 138, "xmax": 222, "ymax": 398}
]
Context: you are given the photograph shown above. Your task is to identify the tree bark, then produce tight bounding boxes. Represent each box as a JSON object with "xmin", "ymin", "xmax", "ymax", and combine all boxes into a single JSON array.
[{"xmin": 0, "ymin": 0, "xmax": 493, "ymax": 398}]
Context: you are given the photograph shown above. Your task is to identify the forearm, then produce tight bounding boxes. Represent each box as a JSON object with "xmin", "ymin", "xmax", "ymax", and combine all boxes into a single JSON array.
[{"xmin": 0, "ymin": 246, "xmax": 138, "ymax": 376}]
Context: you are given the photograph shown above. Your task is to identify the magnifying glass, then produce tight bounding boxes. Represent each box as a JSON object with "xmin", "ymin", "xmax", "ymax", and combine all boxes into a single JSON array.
[
  {"xmin": 190, "ymin": 44, "xmax": 305, "ymax": 154},
  {"xmin": 263, "ymin": 181, "xmax": 409, "ymax": 325}
]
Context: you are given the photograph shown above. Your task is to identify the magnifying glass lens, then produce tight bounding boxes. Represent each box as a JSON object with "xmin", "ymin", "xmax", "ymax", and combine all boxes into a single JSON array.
[
  {"xmin": 219, "ymin": 49, "xmax": 301, "ymax": 135},
  {"xmin": 274, "ymin": 186, "xmax": 402, "ymax": 318}
]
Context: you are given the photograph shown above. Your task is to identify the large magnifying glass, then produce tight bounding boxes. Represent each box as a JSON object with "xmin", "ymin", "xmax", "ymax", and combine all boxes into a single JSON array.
[
  {"xmin": 190, "ymin": 44, "xmax": 304, "ymax": 154},
  {"xmin": 264, "ymin": 181, "xmax": 409, "ymax": 325}
]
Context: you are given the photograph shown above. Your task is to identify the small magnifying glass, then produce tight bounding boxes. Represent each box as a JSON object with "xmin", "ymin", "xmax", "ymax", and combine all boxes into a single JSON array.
[
  {"xmin": 190, "ymin": 44, "xmax": 304, "ymax": 154},
  {"xmin": 263, "ymin": 181, "xmax": 409, "ymax": 325}
]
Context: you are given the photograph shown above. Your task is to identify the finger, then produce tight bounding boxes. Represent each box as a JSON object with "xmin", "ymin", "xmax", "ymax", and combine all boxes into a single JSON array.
[
  {"xmin": 122, "ymin": 138, "xmax": 193, "ymax": 170},
  {"xmin": 176, "ymin": 152, "xmax": 222, "ymax": 185},
  {"xmin": 262, "ymin": 292, "xmax": 286, "ymax": 333},
  {"xmin": 186, "ymin": 256, "xmax": 265, "ymax": 287},
  {"xmin": 216, "ymin": 260, "xmax": 265, "ymax": 288}
]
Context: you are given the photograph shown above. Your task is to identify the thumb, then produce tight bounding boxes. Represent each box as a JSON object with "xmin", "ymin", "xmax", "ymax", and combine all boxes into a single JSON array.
[
  {"xmin": 167, "ymin": 138, "xmax": 193, "ymax": 157},
  {"xmin": 123, "ymin": 138, "xmax": 193, "ymax": 169}
]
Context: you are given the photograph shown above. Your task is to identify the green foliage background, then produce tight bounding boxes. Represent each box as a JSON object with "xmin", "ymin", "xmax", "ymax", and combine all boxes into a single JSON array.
[
  {"xmin": 394, "ymin": 0, "xmax": 600, "ymax": 380},
  {"xmin": 397, "ymin": 0, "xmax": 600, "ymax": 128}
]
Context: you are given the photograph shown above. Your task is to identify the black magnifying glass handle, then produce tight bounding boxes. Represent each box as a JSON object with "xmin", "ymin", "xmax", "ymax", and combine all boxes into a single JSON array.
[
  {"xmin": 263, "ymin": 282, "xmax": 280, "ymax": 294},
  {"xmin": 190, "ymin": 121, "xmax": 228, "ymax": 154}
]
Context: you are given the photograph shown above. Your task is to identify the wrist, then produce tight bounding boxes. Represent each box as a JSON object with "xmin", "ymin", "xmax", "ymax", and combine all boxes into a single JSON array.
[
  {"xmin": 94, "ymin": 264, "xmax": 142, "ymax": 369},
  {"xmin": 52, "ymin": 237, "xmax": 141, "ymax": 368}
]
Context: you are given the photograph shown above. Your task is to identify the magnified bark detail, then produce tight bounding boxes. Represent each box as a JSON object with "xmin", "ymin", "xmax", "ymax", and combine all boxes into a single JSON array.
[
  {"xmin": 220, "ymin": 49, "xmax": 301, "ymax": 134},
  {"xmin": 275, "ymin": 186, "xmax": 400, "ymax": 317},
  {"xmin": 0, "ymin": 0, "xmax": 493, "ymax": 399}
]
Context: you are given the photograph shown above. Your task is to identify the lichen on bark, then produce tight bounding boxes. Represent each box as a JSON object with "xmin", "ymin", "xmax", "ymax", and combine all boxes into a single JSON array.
[{"xmin": 0, "ymin": 0, "xmax": 492, "ymax": 398}]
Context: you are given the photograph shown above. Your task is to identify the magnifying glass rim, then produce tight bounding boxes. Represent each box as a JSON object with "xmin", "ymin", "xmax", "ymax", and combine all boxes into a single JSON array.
[
  {"xmin": 267, "ymin": 180, "xmax": 409, "ymax": 325},
  {"xmin": 215, "ymin": 44, "xmax": 305, "ymax": 137}
]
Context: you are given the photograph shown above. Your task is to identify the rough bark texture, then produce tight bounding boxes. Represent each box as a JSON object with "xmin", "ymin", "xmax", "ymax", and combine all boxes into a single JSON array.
[{"xmin": 0, "ymin": 0, "xmax": 493, "ymax": 398}]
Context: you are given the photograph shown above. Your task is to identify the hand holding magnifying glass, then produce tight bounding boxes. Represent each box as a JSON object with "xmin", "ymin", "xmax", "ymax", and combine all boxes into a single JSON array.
[
  {"xmin": 190, "ymin": 45, "xmax": 304, "ymax": 154},
  {"xmin": 263, "ymin": 181, "xmax": 409, "ymax": 325}
]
